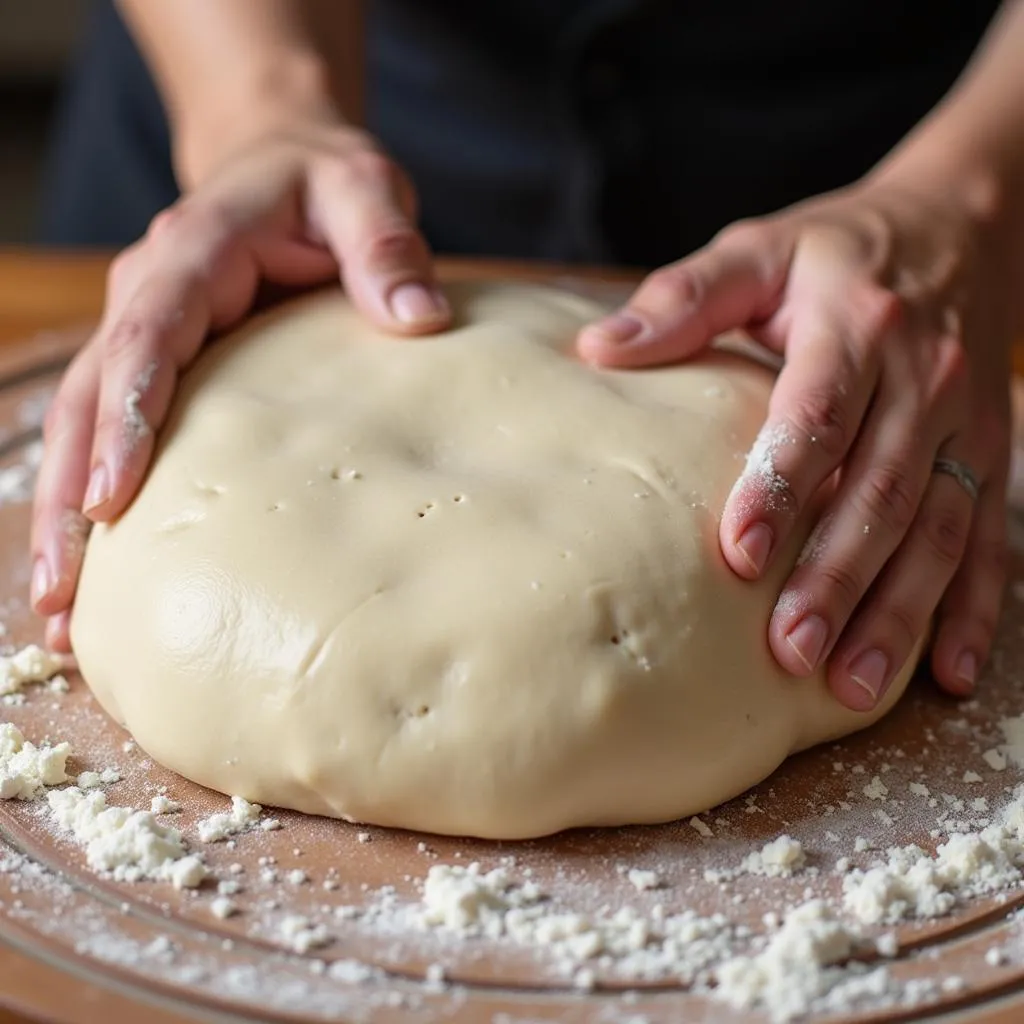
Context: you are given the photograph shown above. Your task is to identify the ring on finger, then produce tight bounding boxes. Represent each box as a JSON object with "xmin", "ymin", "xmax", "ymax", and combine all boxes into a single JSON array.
[{"xmin": 932, "ymin": 457, "xmax": 979, "ymax": 502}]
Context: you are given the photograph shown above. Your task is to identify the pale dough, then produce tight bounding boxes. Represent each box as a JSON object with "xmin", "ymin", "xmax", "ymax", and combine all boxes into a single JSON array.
[{"xmin": 72, "ymin": 282, "xmax": 918, "ymax": 839}]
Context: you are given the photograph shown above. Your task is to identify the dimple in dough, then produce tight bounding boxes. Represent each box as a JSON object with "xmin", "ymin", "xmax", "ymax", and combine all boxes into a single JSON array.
[{"xmin": 71, "ymin": 282, "xmax": 919, "ymax": 840}]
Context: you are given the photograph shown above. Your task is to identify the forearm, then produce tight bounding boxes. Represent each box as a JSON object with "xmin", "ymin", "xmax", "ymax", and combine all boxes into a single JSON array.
[
  {"xmin": 872, "ymin": 1, "xmax": 1024, "ymax": 303},
  {"xmin": 116, "ymin": 0, "xmax": 356, "ymax": 187}
]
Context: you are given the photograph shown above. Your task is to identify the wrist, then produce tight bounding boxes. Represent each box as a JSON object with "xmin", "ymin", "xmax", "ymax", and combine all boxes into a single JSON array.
[
  {"xmin": 174, "ymin": 50, "xmax": 343, "ymax": 188},
  {"xmin": 869, "ymin": 138, "xmax": 1024, "ymax": 339}
]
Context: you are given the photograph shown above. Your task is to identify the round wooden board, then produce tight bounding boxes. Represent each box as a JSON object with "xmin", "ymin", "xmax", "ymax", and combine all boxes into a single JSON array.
[{"xmin": 2, "ymin": 269, "xmax": 1024, "ymax": 1023}]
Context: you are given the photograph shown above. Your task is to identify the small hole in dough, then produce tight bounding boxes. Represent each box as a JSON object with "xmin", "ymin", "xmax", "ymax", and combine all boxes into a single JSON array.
[
  {"xmin": 453, "ymin": 494, "xmax": 465, "ymax": 503},
  {"xmin": 268, "ymin": 503, "xmax": 283, "ymax": 512},
  {"xmin": 416, "ymin": 502, "xmax": 437, "ymax": 518},
  {"xmin": 396, "ymin": 704, "xmax": 432, "ymax": 719}
]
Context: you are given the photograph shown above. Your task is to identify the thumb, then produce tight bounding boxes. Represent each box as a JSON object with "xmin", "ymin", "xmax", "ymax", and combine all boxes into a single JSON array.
[{"xmin": 577, "ymin": 226, "xmax": 790, "ymax": 368}]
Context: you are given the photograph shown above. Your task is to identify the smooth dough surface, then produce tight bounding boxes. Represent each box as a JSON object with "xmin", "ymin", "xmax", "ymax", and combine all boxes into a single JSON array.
[{"xmin": 72, "ymin": 282, "xmax": 918, "ymax": 839}]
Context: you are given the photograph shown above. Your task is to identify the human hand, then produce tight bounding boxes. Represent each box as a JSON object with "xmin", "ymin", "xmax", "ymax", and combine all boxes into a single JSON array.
[
  {"xmin": 31, "ymin": 114, "xmax": 447, "ymax": 651},
  {"xmin": 578, "ymin": 178, "xmax": 1014, "ymax": 712}
]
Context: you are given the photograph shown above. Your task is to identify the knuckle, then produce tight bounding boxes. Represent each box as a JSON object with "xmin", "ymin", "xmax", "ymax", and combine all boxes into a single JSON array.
[
  {"xmin": 91, "ymin": 411, "xmax": 123, "ymax": 446},
  {"xmin": 918, "ymin": 503, "xmax": 971, "ymax": 567},
  {"xmin": 975, "ymin": 409, "xmax": 1010, "ymax": 461},
  {"xmin": 975, "ymin": 535, "xmax": 1008, "ymax": 583},
  {"xmin": 857, "ymin": 462, "xmax": 919, "ymax": 534},
  {"xmin": 146, "ymin": 204, "xmax": 184, "ymax": 242},
  {"xmin": 107, "ymin": 247, "xmax": 140, "ymax": 298},
  {"xmin": 179, "ymin": 198, "xmax": 236, "ymax": 245},
  {"xmin": 933, "ymin": 337, "xmax": 969, "ymax": 400},
  {"xmin": 639, "ymin": 264, "xmax": 704, "ymax": 309},
  {"xmin": 346, "ymin": 148, "xmax": 396, "ymax": 182},
  {"xmin": 713, "ymin": 218, "xmax": 768, "ymax": 252},
  {"xmin": 102, "ymin": 316, "xmax": 150, "ymax": 363},
  {"xmin": 359, "ymin": 225, "xmax": 426, "ymax": 272},
  {"xmin": 324, "ymin": 148, "xmax": 396, "ymax": 191},
  {"xmin": 951, "ymin": 596, "xmax": 1002, "ymax": 652},
  {"xmin": 859, "ymin": 286, "xmax": 903, "ymax": 339},
  {"xmin": 973, "ymin": 609, "xmax": 1001, "ymax": 649},
  {"xmin": 784, "ymin": 388, "xmax": 851, "ymax": 461},
  {"xmin": 877, "ymin": 601, "xmax": 923, "ymax": 652},
  {"xmin": 816, "ymin": 559, "xmax": 864, "ymax": 609}
]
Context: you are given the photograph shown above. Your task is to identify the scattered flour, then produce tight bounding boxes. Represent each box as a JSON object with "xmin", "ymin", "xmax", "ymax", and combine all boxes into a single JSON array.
[
  {"xmin": 77, "ymin": 767, "xmax": 121, "ymax": 789},
  {"xmin": 997, "ymin": 714, "xmax": 1024, "ymax": 768},
  {"xmin": 123, "ymin": 361, "xmax": 157, "ymax": 451},
  {"xmin": 862, "ymin": 776, "xmax": 888, "ymax": 801},
  {"xmin": 983, "ymin": 748, "xmax": 1008, "ymax": 771},
  {"xmin": 714, "ymin": 900, "xmax": 881, "ymax": 1022},
  {"xmin": 742, "ymin": 836, "xmax": 807, "ymax": 878},
  {"xmin": 197, "ymin": 795, "xmax": 263, "ymax": 842},
  {"xmin": 0, "ymin": 645, "xmax": 64, "ymax": 696},
  {"xmin": 279, "ymin": 915, "xmax": 332, "ymax": 953},
  {"xmin": 0, "ymin": 722, "xmax": 70, "ymax": 799},
  {"xmin": 626, "ymin": 868, "xmax": 662, "ymax": 891},
  {"xmin": 843, "ymin": 785, "xmax": 1024, "ymax": 924},
  {"xmin": 210, "ymin": 896, "xmax": 239, "ymax": 919},
  {"xmin": 741, "ymin": 423, "xmax": 794, "ymax": 500},
  {"xmin": 151, "ymin": 795, "xmax": 182, "ymax": 814},
  {"xmin": 418, "ymin": 861, "xmax": 737, "ymax": 985},
  {"xmin": 47, "ymin": 787, "xmax": 207, "ymax": 889},
  {"xmin": 705, "ymin": 835, "xmax": 806, "ymax": 883},
  {"xmin": 689, "ymin": 816, "xmax": 713, "ymax": 838},
  {"xmin": 0, "ymin": 440, "xmax": 43, "ymax": 506}
]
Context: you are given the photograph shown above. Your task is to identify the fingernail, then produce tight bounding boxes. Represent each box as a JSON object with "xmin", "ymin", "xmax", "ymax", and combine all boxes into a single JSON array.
[
  {"xmin": 955, "ymin": 650, "xmax": 977, "ymax": 690},
  {"xmin": 31, "ymin": 557, "xmax": 53, "ymax": 607},
  {"xmin": 389, "ymin": 283, "xmax": 449, "ymax": 325},
  {"xmin": 785, "ymin": 614, "xmax": 828, "ymax": 671},
  {"xmin": 848, "ymin": 649, "xmax": 890, "ymax": 703},
  {"xmin": 83, "ymin": 464, "xmax": 111, "ymax": 514},
  {"xmin": 591, "ymin": 311, "xmax": 646, "ymax": 345},
  {"xmin": 736, "ymin": 523, "xmax": 773, "ymax": 576}
]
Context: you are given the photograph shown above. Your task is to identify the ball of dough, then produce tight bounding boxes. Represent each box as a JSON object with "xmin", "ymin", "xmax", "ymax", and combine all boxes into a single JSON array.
[{"xmin": 72, "ymin": 282, "xmax": 918, "ymax": 839}]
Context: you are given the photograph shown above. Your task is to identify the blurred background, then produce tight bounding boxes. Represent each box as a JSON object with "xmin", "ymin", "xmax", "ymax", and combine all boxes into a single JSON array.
[{"xmin": 0, "ymin": 0, "xmax": 86, "ymax": 243}]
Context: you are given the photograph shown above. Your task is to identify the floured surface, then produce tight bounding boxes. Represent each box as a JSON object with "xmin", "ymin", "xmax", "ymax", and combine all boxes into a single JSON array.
[{"xmin": 3, "ymin": 293, "xmax": 1024, "ymax": 1022}]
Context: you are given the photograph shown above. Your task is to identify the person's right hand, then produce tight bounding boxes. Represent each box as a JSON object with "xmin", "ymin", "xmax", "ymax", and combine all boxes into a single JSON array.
[{"xmin": 30, "ymin": 116, "xmax": 448, "ymax": 651}]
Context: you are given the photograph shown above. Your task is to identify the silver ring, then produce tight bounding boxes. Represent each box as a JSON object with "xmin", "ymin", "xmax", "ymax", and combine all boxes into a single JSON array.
[{"xmin": 932, "ymin": 457, "xmax": 979, "ymax": 501}]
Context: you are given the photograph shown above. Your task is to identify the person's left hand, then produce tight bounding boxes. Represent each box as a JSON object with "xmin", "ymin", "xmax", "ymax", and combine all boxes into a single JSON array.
[{"xmin": 578, "ymin": 175, "xmax": 1015, "ymax": 713}]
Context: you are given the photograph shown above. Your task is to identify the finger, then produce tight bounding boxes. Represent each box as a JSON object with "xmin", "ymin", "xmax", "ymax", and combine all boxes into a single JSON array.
[
  {"xmin": 29, "ymin": 346, "xmax": 101, "ymax": 615},
  {"xmin": 306, "ymin": 151, "xmax": 449, "ymax": 335},
  {"xmin": 766, "ymin": 327, "xmax": 966, "ymax": 678},
  {"xmin": 766, "ymin": 392, "xmax": 934, "ymax": 679},
  {"xmin": 82, "ymin": 271, "xmax": 219, "ymax": 523},
  {"xmin": 825, "ymin": 445, "xmax": 976, "ymax": 711},
  {"xmin": 577, "ymin": 225, "xmax": 788, "ymax": 368},
  {"xmin": 46, "ymin": 610, "xmax": 73, "ymax": 654},
  {"xmin": 720, "ymin": 302, "xmax": 884, "ymax": 584},
  {"xmin": 930, "ymin": 457, "xmax": 1008, "ymax": 697}
]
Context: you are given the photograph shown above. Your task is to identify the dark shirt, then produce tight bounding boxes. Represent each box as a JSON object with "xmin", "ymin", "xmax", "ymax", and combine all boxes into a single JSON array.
[{"xmin": 42, "ymin": 0, "xmax": 1002, "ymax": 267}]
